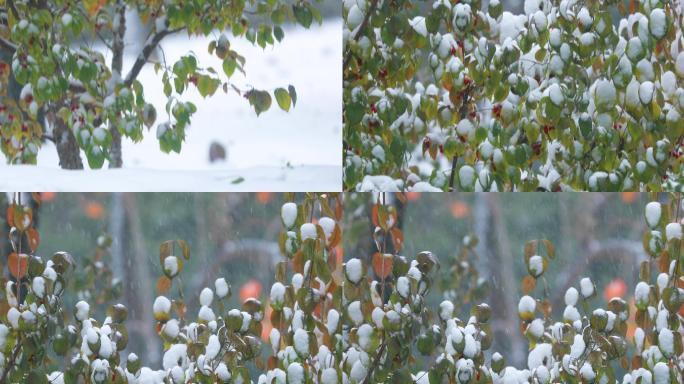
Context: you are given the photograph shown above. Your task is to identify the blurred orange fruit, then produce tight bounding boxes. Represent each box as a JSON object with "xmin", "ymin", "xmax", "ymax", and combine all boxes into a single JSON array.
[
  {"xmin": 405, "ymin": 192, "xmax": 421, "ymax": 201},
  {"xmin": 256, "ymin": 192, "xmax": 273, "ymax": 204},
  {"xmin": 621, "ymin": 192, "xmax": 638, "ymax": 204},
  {"xmin": 450, "ymin": 200, "xmax": 470, "ymax": 218},
  {"xmin": 240, "ymin": 279, "xmax": 262, "ymax": 302},
  {"xmin": 84, "ymin": 201, "xmax": 105, "ymax": 219},
  {"xmin": 40, "ymin": 192, "xmax": 56, "ymax": 202},
  {"xmin": 603, "ymin": 278, "xmax": 627, "ymax": 301}
]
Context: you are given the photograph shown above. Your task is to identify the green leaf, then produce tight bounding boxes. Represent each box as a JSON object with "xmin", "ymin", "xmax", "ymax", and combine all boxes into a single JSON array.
[
  {"xmin": 274, "ymin": 88, "xmax": 291, "ymax": 111},
  {"xmin": 231, "ymin": 176, "xmax": 245, "ymax": 184},
  {"xmin": 246, "ymin": 89, "xmax": 272, "ymax": 116},
  {"xmin": 197, "ymin": 75, "xmax": 219, "ymax": 98},
  {"xmin": 274, "ymin": 26, "xmax": 284, "ymax": 42},
  {"xmin": 293, "ymin": 4, "xmax": 313, "ymax": 28},
  {"xmin": 223, "ymin": 58, "xmax": 237, "ymax": 78},
  {"xmin": 288, "ymin": 85, "xmax": 297, "ymax": 107}
]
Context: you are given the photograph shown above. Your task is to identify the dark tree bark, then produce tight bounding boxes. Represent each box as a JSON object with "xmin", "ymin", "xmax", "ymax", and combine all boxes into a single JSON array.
[
  {"xmin": 52, "ymin": 115, "xmax": 84, "ymax": 169},
  {"xmin": 108, "ymin": 1, "xmax": 126, "ymax": 168}
]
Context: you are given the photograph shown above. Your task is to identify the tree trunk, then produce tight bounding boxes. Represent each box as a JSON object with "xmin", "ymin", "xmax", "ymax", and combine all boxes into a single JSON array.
[
  {"xmin": 53, "ymin": 116, "xmax": 84, "ymax": 169},
  {"xmin": 109, "ymin": 2, "xmax": 126, "ymax": 168}
]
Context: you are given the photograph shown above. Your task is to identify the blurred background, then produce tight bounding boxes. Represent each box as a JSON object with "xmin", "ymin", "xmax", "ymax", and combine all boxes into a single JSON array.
[
  {"xmin": 0, "ymin": 192, "xmax": 658, "ymax": 369},
  {"xmin": 343, "ymin": 192, "xmax": 656, "ymax": 368},
  {"xmin": 0, "ymin": 193, "xmax": 289, "ymax": 366}
]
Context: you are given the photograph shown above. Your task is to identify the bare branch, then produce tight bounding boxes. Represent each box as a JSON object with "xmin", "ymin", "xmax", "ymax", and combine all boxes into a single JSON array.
[
  {"xmin": 342, "ymin": 0, "xmax": 379, "ymax": 70},
  {"xmin": 0, "ymin": 35, "xmax": 17, "ymax": 54},
  {"xmin": 123, "ymin": 26, "xmax": 184, "ymax": 87}
]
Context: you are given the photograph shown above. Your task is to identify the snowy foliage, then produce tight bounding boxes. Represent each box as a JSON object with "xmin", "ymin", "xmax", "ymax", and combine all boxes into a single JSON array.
[
  {"xmin": 344, "ymin": 0, "xmax": 684, "ymax": 191},
  {"xmin": 0, "ymin": 0, "xmax": 317, "ymax": 168},
  {"xmin": 1, "ymin": 194, "xmax": 683, "ymax": 383}
]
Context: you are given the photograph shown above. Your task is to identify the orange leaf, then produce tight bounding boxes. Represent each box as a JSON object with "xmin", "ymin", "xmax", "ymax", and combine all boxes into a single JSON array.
[
  {"xmin": 8, "ymin": 252, "xmax": 28, "ymax": 279},
  {"xmin": 26, "ymin": 228, "xmax": 40, "ymax": 253},
  {"xmin": 521, "ymin": 276, "xmax": 536, "ymax": 294},
  {"xmin": 372, "ymin": 252, "xmax": 393, "ymax": 279},
  {"xmin": 157, "ymin": 276, "xmax": 172, "ymax": 294}
]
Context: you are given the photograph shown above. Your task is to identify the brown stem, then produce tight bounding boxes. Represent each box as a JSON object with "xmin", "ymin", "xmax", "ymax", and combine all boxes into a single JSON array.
[
  {"xmin": 342, "ymin": 0, "xmax": 380, "ymax": 70},
  {"xmin": 362, "ymin": 338, "xmax": 386, "ymax": 384}
]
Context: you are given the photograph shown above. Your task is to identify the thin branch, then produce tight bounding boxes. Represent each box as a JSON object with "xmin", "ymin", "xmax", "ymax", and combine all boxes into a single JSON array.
[
  {"xmin": 342, "ymin": 0, "xmax": 380, "ymax": 70},
  {"xmin": 123, "ymin": 26, "xmax": 184, "ymax": 87},
  {"xmin": 0, "ymin": 35, "xmax": 17, "ymax": 54},
  {"xmin": 362, "ymin": 338, "xmax": 386, "ymax": 384}
]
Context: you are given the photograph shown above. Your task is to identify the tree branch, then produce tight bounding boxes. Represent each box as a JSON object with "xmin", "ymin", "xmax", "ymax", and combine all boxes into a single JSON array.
[
  {"xmin": 123, "ymin": 26, "xmax": 183, "ymax": 87},
  {"xmin": 0, "ymin": 35, "xmax": 17, "ymax": 54},
  {"xmin": 362, "ymin": 338, "xmax": 386, "ymax": 384},
  {"xmin": 342, "ymin": 0, "xmax": 380, "ymax": 70}
]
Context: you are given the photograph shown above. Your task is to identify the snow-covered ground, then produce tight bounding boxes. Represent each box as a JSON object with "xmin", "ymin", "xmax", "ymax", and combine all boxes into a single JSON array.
[
  {"xmin": 0, "ymin": 19, "xmax": 342, "ymax": 191},
  {"xmin": 0, "ymin": 164, "xmax": 339, "ymax": 191}
]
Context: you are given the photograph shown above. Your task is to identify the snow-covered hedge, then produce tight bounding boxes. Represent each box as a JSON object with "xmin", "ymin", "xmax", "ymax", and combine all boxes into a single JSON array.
[
  {"xmin": 344, "ymin": 0, "xmax": 684, "ymax": 191},
  {"xmin": 1, "ymin": 193, "xmax": 682, "ymax": 383}
]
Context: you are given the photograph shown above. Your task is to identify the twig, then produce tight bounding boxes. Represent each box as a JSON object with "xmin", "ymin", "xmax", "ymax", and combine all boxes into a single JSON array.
[
  {"xmin": 124, "ymin": 26, "xmax": 184, "ymax": 87},
  {"xmin": 0, "ymin": 36, "xmax": 17, "ymax": 53},
  {"xmin": 342, "ymin": 0, "xmax": 380, "ymax": 70},
  {"xmin": 362, "ymin": 338, "xmax": 386, "ymax": 384}
]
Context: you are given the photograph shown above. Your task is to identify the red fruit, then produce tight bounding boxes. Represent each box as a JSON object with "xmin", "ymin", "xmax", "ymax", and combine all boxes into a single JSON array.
[
  {"xmin": 439, "ymin": 144, "xmax": 444, "ymax": 154},
  {"xmin": 492, "ymin": 104, "xmax": 502, "ymax": 118},
  {"xmin": 378, "ymin": 68, "xmax": 387, "ymax": 79},
  {"xmin": 422, "ymin": 137, "xmax": 431, "ymax": 153},
  {"xmin": 370, "ymin": 103, "xmax": 377, "ymax": 114},
  {"xmin": 450, "ymin": 46, "xmax": 457, "ymax": 56},
  {"xmin": 463, "ymin": 76, "xmax": 472, "ymax": 86}
]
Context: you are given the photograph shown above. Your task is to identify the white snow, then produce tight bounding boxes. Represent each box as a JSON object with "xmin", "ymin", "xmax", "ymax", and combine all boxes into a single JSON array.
[
  {"xmin": 0, "ymin": 165, "xmax": 340, "ymax": 191},
  {"xmin": 164, "ymin": 256, "xmax": 179, "ymax": 276},
  {"xmin": 281, "ymin": 202, "xmax": 298, "ymax": 228},
  {"xmin": 345, "ymin": 258, "xmax": 363, "ymax": 284},
  {"xmin": 527, "ymin": 318, "xmax": 545, "ymax": 338},
  {"xmin": 580, "ymin": 277, "xmax": 594, "ymax": 298},
  {"xmin": 270, "ymin": 282, "xmax": 286, "ymax": 305},
  {"xmin": 645, "ymin": 202, "xmax": 662, "ymax": 228},
  {"xmin": 318, "ymin": 217, "xmax": 335, "ymax": 241},
  {"xmin": 1, "ymin": 22, "xmax": 342, "ymax": 191},
  {"xmin": 199, "ymin": 287, "xmax": 213, "ymax": 307},
  {"xmin": 7, "ymin": 307, "xmax": 20, "ymax": 328},
  {"xmin": 357, "ymin": 323, "xmax": 373, "ymax": 351},
  {"xmin": 570, "ymin": 334, "xmax": 586, "ymax": 359},
  {"xmin": 547, "ymin": 83, "xmax": 564, "ymax": 106},
  {"xmin": 649, "ymin": 9, "xmax": 667, "ymax": 39},
  {"xmin": 214, "ymin": 278, "xmax": 229, "ymax": 298},
  {"xmin": 518, "ymin": 295, "xmax": 536, "ymax": 315},
  {"xmin": 75, "ymin": 300, "xmax": 90, "ymax": 321},
  {"xmin": 409, "ymin": 17, "xmax": 428, "ymax": 37},
  {"xmin": 348, "ymin": 301, "xmax": 363, "ymax": 325},
  {"xmin": 162, "ymin": 319, "xmax": 180, "ymax": 339},
  {"xmin": 528, "ymin": 343, "xmax": 553, "ymax": 370},
  {"xmin": 676, "ymin": 52, "xmax": 684, "ymax": 77},
  {"xmin": 153, "ymin": 296, "xmax": 171, "ymax": 315},
  {"xmin": 564, "ymin": 287, "xmax": 579, "ymax": 306},
  {"xmin": 653, "ymin": 362, "xmax": 669, "ymax": 384},
  {"xmin": 665, "ymin": 222, "xmax": 682, "ymax": 240},
  {"xmin": 459, "ymin": 165, "xmax": 475, "ymax": 189},
  {"xmin": 635, "ymin": 282, "xmax": 650, "ymax": 306},
  {"xmin": 287, "ymin": 362, "xmax": 305, "ymax": 384},
  {"xmin": 300, "ymin": 223, "xmax": 317, "ymax": 241},
  {"xmin": 326, "ymin": 309, "xmax": 340, "ymax": 334},
  {"xmin": 350, "ymin": 360, "xmax": 367, "ymax": 383},
  {"xmin": 657, "ymin": 328, "xmax": 674, "ymax": 356},
  {"xmin": 397, "ymin": 276, "xmax": 410, "ymax": 298},
  {"xmin": 456, "ymin": 119, "xmax": 475, "ymax": 137},
  {"xmin": 639, "ymin": 81, "xmax": 655, "ymax": 104},
  {"xmin": 439, "ymin": 300, "xmax": 454, "ymax": 321},
  {"xmin": 162, "ymin": 344, "xmax": 188, "ymax": 371},
  {"xmin": 528, "ymin": 255, "xmax": 544, "ymax": 277},
  {"xmin": 32, "ymin": 276, "xmax": 46, "ymax": 298}
]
